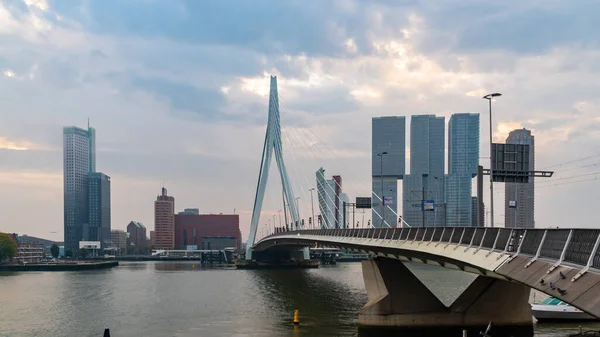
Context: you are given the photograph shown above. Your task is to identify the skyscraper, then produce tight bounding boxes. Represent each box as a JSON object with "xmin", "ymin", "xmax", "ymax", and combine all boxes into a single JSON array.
[
  {"xmin": 403, "ymin": 115, "xmax": 445, "ymax": 227},
  {"xmin": 88, "ymin": 172, "xmax": 111, "ymax": 248},
  {"xmin": 154, "ymin": 187, "xmax": 175, "ymax": 249},
  {"xmin": 446, "ymin": 113, "xmax": 480, "ymax": 227},
  {"xmin": 505, "ymin": 129, "xmax": 535, "ymax": 228},
  {"xmin": 63, "ymin": 125, "xmax": 95, "ymax": 256},
  {"xmin": 372, "ymin": 116, "xmax": 405, "ymax": 227}
]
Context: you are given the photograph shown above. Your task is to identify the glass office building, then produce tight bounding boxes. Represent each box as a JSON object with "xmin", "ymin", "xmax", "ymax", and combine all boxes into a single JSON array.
[
  {"xmin": 63, "ymin": 126, "xmax": 96, "ymax": 256},
  {"xmin": 446, "ymin": 113, "xmax": 480, "ymax": 227},
  {"xmin": 372, "ymin": 116, "xmax": 405, "ymax": 227},
  {"xmin": 402, "ymin": 115, "xmax": 445, "ymax": 227}
]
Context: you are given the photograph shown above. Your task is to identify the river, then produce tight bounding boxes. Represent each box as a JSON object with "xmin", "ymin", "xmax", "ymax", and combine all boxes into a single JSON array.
[{"xmin": 1, "ymin": 261, "xmax": 598, "ymax": 337}]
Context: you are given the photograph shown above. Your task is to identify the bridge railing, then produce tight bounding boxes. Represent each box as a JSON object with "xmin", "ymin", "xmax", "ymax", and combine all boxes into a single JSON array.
[{"xmin": 262, "ymin": 227, "xmax": 600, "ymax": 269}]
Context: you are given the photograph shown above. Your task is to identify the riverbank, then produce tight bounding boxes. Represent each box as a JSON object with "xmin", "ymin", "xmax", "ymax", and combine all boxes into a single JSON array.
[{"xmin": 0, "ymin": 261, "xmax": 118, "ymax": 271}]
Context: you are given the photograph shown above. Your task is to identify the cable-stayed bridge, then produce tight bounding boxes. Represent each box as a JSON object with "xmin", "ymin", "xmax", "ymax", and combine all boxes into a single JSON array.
[{"xmin": 243, "ymin": 76, "xmax": 600, "ymax": 335}]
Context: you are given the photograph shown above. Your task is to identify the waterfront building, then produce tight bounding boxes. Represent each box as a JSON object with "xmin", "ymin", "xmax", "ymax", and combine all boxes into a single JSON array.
[
  {"xmin": 403, "ymin": 115, "xmax": 445, "ymax": 227},
  {"xmin": 154, "ymin": 187, "xmax": 175, "ymax": 249},
  {"xmin": 505, "ymin": 129, "xmax": 535, "ymax": 228},
  {"xmin": 87, "ymin": 172, "xmax": 111, "ymax": 248},
  {"xmin": 372, "ymin": 116, "xmax": 405, "ymax": 227},
  {"xmin": 126, "ymin": 221, "xmax": 147, "ymax": 249},
  {"xmin": 110, "ymin": 229, "xmax": 127, "ymax": 255},
  {"xmin": 174, "ymin": 214, "xmax": 240, "ymax": 249},
  {"xmin": 63, "ymin": 125, "xmax": 95, "ymax": 256},
  {"xmin": 10, "ymin": 234, "xmax": 44, "ymax": 263},
  {"xmin": 446, "ymin": 113, "xmax": 480, "ymax": 227}
]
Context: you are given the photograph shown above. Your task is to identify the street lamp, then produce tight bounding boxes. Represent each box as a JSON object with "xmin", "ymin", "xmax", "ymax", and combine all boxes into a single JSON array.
[
  {"xmin": 483, "ymin": 92, "xmax": 502, "ymax": 228},
  {"xmin": 377, "ymin": 151, "xmax": 388, "ymax": 227},
  {"xmin": 309, "ymin": 188, "xmax": 316, "ymax": 229}
]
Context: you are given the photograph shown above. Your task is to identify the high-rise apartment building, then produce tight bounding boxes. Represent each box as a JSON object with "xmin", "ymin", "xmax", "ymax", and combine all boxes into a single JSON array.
[
  {"xmin": 88, "ymin": 172, "xmax": 111, "ymax": 248},
  {"xmin": 63, "ymin": 125, "xmax": 95, "ymax": 256},
  {"xmin": 446, "ymin": 113, "xmax": 480, "ymax": 227},
  {"xmin": 154, "ymin": 187, "xmax": 175, "ymax": 249},
  {"xmin": 372, "ymin": 116, "xmax": 405, "ymax": 227},
  {"xmin": 403, "ymin": 115, "xmax": 445, "ymax": 227},
  {"xmin": 505, "ymin": 129, "xmax": 535, "ymax": 228}
]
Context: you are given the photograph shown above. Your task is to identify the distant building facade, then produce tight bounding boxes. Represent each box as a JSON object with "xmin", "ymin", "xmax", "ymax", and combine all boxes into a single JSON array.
[
  {"xmin": 403, "ymin": 115, "xmax": 445, "ymax": 227},
  {"xmin": 505, "ymin": 129, "xmax": 535, "ymax": 228},
  {"xmin": 63, "ymin": 125, "xmax": 95, "ymax": 256},
  {"xmin": 87, "ymin": 172, "xmax": 111, "ymax": 248},
  {"xmin": 154, "ymin": 187, "xmax": 175, "ymax": 249},
  {"xmin": 179, "ymin": 208, "xmax": 199, "ymax": 215},
  {"xmin": 11, "ymin": 234, "xmax": 44, "ymax": 263},
  {"xmin": 372, "ymin": 116, "xmax": 406, "ymax": 227},
  {"xmin": 127, "ymin": 221, "xmax": 147, "ymax": 249},
  {"xmin": 174, "ymin": 214, "xmax": 240, "ymax": 250},
  {"xmin": 110, "ymin": 229, "xmax": 127, "ymax": 255}
]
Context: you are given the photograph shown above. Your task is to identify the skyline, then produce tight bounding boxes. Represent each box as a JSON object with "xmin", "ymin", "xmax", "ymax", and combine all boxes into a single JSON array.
[{"xmin": 2, "ymin": 0, "xmax": 600, "ymax": 241}]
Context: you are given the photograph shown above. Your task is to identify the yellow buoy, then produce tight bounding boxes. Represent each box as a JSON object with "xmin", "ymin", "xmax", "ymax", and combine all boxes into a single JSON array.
[
  {"xmin": 293, "ymin": 310, "xmax": 300, "ymax": 325},
  {"xmin": 192, "ymin": 264, "xmax": 195, "ymax": 270}
]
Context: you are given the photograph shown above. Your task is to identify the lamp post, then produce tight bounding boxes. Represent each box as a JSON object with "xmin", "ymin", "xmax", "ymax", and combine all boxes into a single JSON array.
[
  {"xmin": 483, "ymin": 92, "xmax": 502, "ymax": 228},
  {"xmin": 309, "ymin": 188, "xmax": 316, "ymax": 229},
  {"xmin": 377, "ymin": 152, "xmax": 388, "ymax": 227}
]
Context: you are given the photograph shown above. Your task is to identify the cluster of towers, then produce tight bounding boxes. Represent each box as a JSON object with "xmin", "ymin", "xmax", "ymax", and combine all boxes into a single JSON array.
[{"xmin": 371, "ymin": 115, "xmax": 534, "ymax": 228}]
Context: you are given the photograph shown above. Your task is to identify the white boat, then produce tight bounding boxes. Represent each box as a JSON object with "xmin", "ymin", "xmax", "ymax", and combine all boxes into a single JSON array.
[{"xmin": 532, "ymin": 297, "xmax": 597, "ymax": 321}]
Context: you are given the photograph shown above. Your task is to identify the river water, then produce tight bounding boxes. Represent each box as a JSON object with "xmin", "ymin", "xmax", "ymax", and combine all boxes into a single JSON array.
[{"xmin": 1, "ymin": 261, "xmax": 598, "ymax": 337}]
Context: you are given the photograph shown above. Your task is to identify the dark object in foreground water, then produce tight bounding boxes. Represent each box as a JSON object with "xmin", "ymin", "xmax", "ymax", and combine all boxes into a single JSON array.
[{"xmin": 103, "ymin": 328, "xmax": 110, "ymax": 337}]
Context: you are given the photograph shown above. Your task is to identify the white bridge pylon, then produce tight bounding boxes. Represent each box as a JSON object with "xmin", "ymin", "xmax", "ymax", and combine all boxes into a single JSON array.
[{"xmin": 246, "ymin": 76, "xmax": 300, "ymax": 260}]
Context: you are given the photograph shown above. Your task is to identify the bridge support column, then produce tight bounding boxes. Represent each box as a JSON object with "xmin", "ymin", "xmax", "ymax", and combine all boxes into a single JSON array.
[{"xmin": 359, "ymin": 257, "xmax": 533, "ymax": 336}]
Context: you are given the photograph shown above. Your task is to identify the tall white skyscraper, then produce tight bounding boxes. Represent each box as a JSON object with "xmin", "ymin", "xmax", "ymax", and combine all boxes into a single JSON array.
[
  {"xmin": 372, "ymin": 116, "xmax": 405, "ymax": 227},
  {"xmin": 63, "ymin": 125, "xmax": 95, "ymax": 256},
  {"xmin": 505, "ymin": 129, "xmax": 535, "ymax": 228}
]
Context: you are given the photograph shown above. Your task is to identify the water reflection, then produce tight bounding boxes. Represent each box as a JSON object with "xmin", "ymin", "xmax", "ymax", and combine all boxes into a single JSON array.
[{"xmin": 0, "ymin": 261, "xmax": 597, "ymax": 337}]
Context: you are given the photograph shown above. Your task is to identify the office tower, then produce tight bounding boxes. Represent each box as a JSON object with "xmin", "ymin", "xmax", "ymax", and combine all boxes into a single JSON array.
[
  {"xmin": 446, "ymin": 113, "xmax": 480, "ymax": 227},
  {"xmin": 505, "ymin": 129, "xmax": 535, "ymax": 228},
  {"xmin": 87, "ymin": 172, "xmax": 111, "ymax": 248},
  {"xmin": 372, "ymin": 116, "xmax": 405, "ymax": 227},
  {"xmin": 63, "ymin": 125, "xmax": 95, "ymax": 256},
  {"xmin": 403, "ymin": 115, "xmax": 445, "ymax": 227},
  {"xmin": 154, "ymin": 187, "xmax": 175, "ymax": 249}
]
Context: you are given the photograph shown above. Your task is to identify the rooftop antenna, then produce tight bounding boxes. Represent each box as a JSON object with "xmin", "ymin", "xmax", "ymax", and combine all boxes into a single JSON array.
[{"xmin": 87, "ymin": 117, "xmax": 90, "ymax": 129}]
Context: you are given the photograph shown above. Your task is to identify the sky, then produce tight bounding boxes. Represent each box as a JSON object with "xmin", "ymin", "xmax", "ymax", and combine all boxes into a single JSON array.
[{"xmin": 1, "ymin": 0, "xmax": 600, "ymax": 242}]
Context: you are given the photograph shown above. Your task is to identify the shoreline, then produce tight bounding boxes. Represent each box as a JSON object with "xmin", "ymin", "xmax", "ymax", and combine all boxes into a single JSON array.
[{"xmin": 0, "ymin": 261, "xmax": 119, "ymax": 272}]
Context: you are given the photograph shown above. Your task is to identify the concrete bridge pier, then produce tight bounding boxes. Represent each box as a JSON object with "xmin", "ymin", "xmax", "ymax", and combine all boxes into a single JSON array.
[{"xmin": 359, "ymin": 257, "xmax": 533, "ymax": 336}]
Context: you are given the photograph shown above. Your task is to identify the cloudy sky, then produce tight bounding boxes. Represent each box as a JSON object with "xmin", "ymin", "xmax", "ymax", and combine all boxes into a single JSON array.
[{"xmin": 1, "ymin": 0, "xmax": 600, "ymax": 242}]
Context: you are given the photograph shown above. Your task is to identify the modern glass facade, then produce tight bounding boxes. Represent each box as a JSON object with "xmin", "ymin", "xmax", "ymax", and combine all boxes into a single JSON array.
[
  {"xmin": 505, "ymin": 129, "xmax": 535, "ymax": 228},
  {"xmin": 402, "ymin": 115, "xmax": 445, "ymax": 227},
  {"xmin": 63, "ymin": 126, "xmax": 95, "ymax": 256},
  {"xmin": 88, "ymin": 172, "xmax": 111, "ymax": 249},
  {"xmin": 446, "ymin": 113, "xmax": 480, "ymax": 227},
  {"xmin": 372, "ymin": 116, "xmax": 406, "ymax": 227}
]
